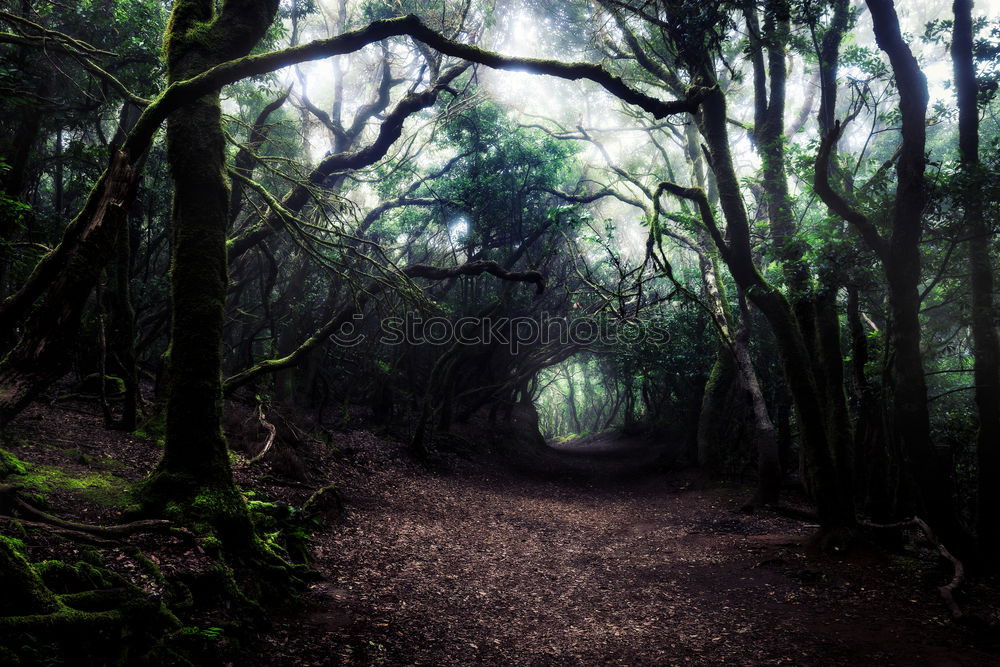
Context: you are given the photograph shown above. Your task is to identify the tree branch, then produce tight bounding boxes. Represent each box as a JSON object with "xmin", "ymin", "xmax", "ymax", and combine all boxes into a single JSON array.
[
  {"xmin": 228, "ymin": 63, "xmax": 469, "ymax": 258},
  {"xmin": 813, "ymin": 120, "xmax": 888, "ymax": 260},
  {"xmin": 124, "ymin": 14, "xmax": 704, "ymax": 161}
]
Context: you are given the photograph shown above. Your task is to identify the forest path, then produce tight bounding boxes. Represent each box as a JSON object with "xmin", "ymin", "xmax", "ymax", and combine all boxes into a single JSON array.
[
  {"xmin": 529, "ymin": 429, "xmax": 677, "ymax": 479},
  {"xmin": 257, "ymin": 434, "xmax": 999, "ymax": 666}
]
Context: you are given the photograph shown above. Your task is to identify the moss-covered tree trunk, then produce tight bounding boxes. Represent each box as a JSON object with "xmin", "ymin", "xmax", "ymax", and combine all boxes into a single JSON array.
[{"xmin": 139, "ymin": 0, "xmax": 279, "ymax": 547}]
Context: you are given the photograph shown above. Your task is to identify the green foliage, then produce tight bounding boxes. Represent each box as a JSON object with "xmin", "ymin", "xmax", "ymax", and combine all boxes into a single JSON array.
[
  {"xmin": 359, "ymin": 0, "xmax": 456, "ymax": 25},
  {"xmin": 175, "ymin": 624, "xmax": 227, "ymax": 643},
  {"xmin": 0, "ymin": 159, "xmax": 32, "ymax": 222},
  {"xmin": 427, "ymin": 99, "xmax": 581, "ymax": 257},
  {"xmin": 33, "ymin": 0, "xmax": 168, "ymax": 95},
  {"xmin": 840, "ymin": 44, "xmax": 890, "ymax": 79},
  {"xmin": 924, "ymin": 16, "xmax": 1000, "ymax": 105}
]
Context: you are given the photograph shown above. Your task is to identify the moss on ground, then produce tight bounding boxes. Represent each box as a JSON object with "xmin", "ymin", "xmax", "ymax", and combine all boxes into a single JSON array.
[
  {"xmin": 133, "ymin": 407, "xmax": 166, "ymax": 444},
  {"xmin": 0, "ymin": 448, "xmax": 29, "ymax": 478},
  {"xmin": 0, "ymin": 552, "xmax": 184, "ymax": 666},
  {"xmin": 6, "ymin": 460, "xmax": 130, "ymax": 507},
  {"xmin": 76, "ymin": 373, "xmax": 126, "ymax": 396}
]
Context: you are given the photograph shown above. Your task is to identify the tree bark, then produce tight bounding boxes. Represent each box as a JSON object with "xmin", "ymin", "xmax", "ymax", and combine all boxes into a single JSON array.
[
  {"xmin": 137, "ymin": 0, "xmax": 280, "ymax": 549},
  {"xmin": 847, "ymin": 285, "xmax": 891, "ymax": 519},
  {"xmin": 0, "ymin": 149, "xmax": 137, "ymax": 427},
  {"xmin": 865, "ymin": 0, "xmax": 971, "ymax": 555},
  {"xmin": 952, "ymin": 0, "xmax": 1000, "ymax": 560},
  {"xmin": 669, "ymin": 77, "xmax": 855, "ymax": 532}
]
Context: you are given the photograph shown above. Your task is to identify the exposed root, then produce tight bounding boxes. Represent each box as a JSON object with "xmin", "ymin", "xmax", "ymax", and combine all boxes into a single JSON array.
[
  {"xmin": 863, "ymin": 516, "xmax": 965, "ymax": 620},
  {"xmin": 0, "ymin": 484, "xmax": 184, "ymax": 542},
  {"xmin": 247, "ymin": 402, "xmax": 277, "ymax": 464},
  {"xmin": 0, "ymin": 516, "xmax": 117, "ymax": 545}
]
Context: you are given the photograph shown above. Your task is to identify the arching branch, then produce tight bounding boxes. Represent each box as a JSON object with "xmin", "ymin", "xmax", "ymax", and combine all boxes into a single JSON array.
[
  {"xmin": 124, "ymin": 14, "xmax": 703, "ymax": 160},
  {"xmin": 813, "ymin": 120, "xmax": 888, "ymax": 260}
]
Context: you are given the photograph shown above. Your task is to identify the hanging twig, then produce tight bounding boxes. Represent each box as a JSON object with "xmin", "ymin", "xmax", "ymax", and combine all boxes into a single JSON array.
[
  {"xmin": 862, "ymin": 516, "xmax": 965, "ymax": 620},
  {"xmin": 248, "ymin": 403, "xmax": 277, "ymax": 464}
]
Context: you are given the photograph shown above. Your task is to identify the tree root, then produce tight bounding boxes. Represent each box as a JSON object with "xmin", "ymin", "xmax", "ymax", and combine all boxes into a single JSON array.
[
  {"xmin": 863, "ymin": 516, "xmax": 965, "ymax": 620},
  {"xmin": 0, "ymin": 484, "xmax": 185, "ymax": 542},
  {"xmin": 247, "ymin": 403, "xmax": 277, "ymax": 464},
  {"xmin": 0, "ymin": 552, "xmax": 182, "ymax": 665},
  {"xmin": 0, "ymin": 516, "xmax": 119, "ymax": 545}
]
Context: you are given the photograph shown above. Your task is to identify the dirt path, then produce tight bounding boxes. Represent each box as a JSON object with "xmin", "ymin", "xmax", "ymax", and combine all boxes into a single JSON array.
[{"xmin": 256, "ymin": 435, "xmax": 1000, "ymax": 666}]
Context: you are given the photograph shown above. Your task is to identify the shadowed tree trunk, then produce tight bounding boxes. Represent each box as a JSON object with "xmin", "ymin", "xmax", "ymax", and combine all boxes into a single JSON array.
[
  {"xmin": 666, "ymin": 71, "xmax": 856, "ymax": 535},
  {"xmin": 0, "ymin": 148, "xmax": 138, "ymax": 427},
  {"xmin": 952, "ymin": 0, "xmax": 1000, "ymax": 561},
  {"xmin": 745, "ymin": 0, "xmax": 853, "ymax": 507},
  {"xmin": 866, "ymin": 0, "xmax": 970, "ymax": 555},
  {"xmin": 815, "ymin": 0, "xmax": 973, "ymax": 554}
]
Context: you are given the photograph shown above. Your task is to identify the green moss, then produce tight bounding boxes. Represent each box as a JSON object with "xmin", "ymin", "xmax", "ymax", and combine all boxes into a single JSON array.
[
  {"xmin": 136, "ymin": 473, "xmax": 304, "ymax": 608},
  {"xmin": 132, "ymin": 551, "xmax": 163, "ymax": 580},
  {"xmin": 0, "ymin": 448, "xmax": 28, "ymax": 478},
  {"xmin": 134, "ymin": 407, "xmax": 166, "ymax": 440},
  {"xmin": 0, "ymin": 547, "xmax": 183, "ymax": 664},
  {"xmin": 246, "ymin": 498, "xmax": 317, "ymax": 564},
  {"xmin": 80, "ymin": 549, "xmax": 103, "ymax": 567},
  {"xmin": 136, "ymin": 470, "xmax": 258, "ymax": 553},
  {"xmin": 0, "ymin": 534, "xmax": 28, "ymax": 557},
  {"xmin": 0, "ymin": 537, "xmax": 59, "ymax": 616},
  {"xmin": 7, "ymin": 462, "xmax": 130, "ymax": 507},
  {"xmin": 35, "ymin": 560, "xmax": 116, "ymax": 594}
]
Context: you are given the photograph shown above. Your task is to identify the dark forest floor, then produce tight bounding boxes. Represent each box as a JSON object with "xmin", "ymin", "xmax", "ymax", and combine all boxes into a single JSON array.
[
  {"xmin": 3, "ymin": 397, "xmax": 1000, "ymax": 666},
  {"xmin": 255, "ymin": 433, "xmax": 1000, "ymax": 666}
]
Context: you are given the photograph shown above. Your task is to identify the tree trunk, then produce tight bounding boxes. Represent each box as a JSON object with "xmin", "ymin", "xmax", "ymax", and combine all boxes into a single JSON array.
[
  {"xmin": 0, "ymin": 150, "xmax": 137, "ymax": 427},
  {"xmin": 111, "ymin": 213, "xmax": 140, "ymax": 431},
  {"xmin": 137, "ymin": 0, "xmax": 280, "ymax": 550},
  {"xmin": 867, "ymin": 0, "xmax": 972, "ymax": 555},
  {"xmin": 952, "ymin": 0, "xmax": 1000, "ymax": 560},
  {"xmin": 745, "ymin": 0, "xmax": 846, "ymax": 506},
  {"xmin": 734, "ymin": 293, "xmax": 781, "ymax": 505},
  {"xmin": 846, "ymin": 285, "xmax": 891, "ymax": 519},
  {"xmin": 694, "ymin": 77, "xmax": 855, "ymax": 532},
  {"xmin": 565, "ymin": 367, "xmax": 582, "ymax": 433}
]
